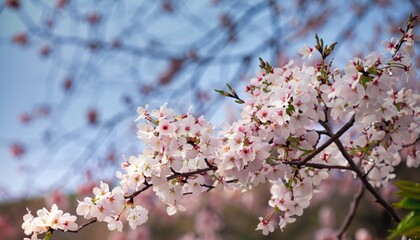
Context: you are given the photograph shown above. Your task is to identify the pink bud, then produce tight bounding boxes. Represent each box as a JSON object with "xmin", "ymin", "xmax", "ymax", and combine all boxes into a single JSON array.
[
  {"xmin": 86, "ymin": 13, "xmax": 101, "ymax": 25},
  {"xmin": 19, "ymin": 113, "xmax": 32, "ymax": 124},
  {"xmin": 87, "ymin": 109, "xmax": 99, "ymax": 125},
  {"xmin": 5, "ymin": 0, "xmax": 20, "ymax": 9},
  {"xmin": 10, "ymin": 143, "xmax": 25, "ymax": 157},
  {"xmin": 12, "ymin": 33, "xmax": 28, "ymax": 46}
]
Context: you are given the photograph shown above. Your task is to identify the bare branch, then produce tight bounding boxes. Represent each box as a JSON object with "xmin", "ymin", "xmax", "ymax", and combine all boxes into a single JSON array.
[
  {"xmin": 336, "ymin": 183, "xmax": 365, "ymax": 239},
  {"xmin": 315, "ymin": 130, "xmax": 329, "ymax": 135}
]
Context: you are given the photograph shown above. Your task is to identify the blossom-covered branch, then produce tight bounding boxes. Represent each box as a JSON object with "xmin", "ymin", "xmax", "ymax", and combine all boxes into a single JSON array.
[{"xmin": 22, "ymin": 15, "xmax": 419, "ymax": 239}]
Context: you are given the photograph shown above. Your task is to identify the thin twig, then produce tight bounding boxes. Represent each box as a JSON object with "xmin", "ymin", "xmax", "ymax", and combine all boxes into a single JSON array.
[
  {"xmin": 126, "ymin": 166, "xmax": 218, "ymax": 199},
  {"xmin": 336, "ymin": 183, "xmax": 365, "ymax": 239},
  {"xmin": 64, "ymin": 166, "xmax": 219, "ymax": 234},
  {"xmin": 282, "ymin": 161, "xmax": 352, "ymax": 171},
  {"xmin": 167, "ymin": 166, "xmax": 217, "ymax": 181},
  {"xmin": 66, "ymin": 218, "xmax": 97, "ymax": 233},
  {"xmin": 402, "ymin": 135, "xmax": 420, "ymax": 148}
]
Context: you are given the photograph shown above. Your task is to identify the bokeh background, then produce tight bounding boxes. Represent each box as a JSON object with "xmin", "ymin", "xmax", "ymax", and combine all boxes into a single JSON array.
[{"xmin": 0, "ymin": 0, "xmax": 419, "ymax": 239}]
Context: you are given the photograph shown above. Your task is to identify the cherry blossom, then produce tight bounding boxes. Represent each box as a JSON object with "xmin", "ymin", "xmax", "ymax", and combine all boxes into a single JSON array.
[
  {"xmin": 22, "ymin": 204, "xmax": 78, "ymax": 239},
  {"xmin": 383, "ymin": 38, "xmax": 396, "ymax": 54},
  {"xmin": 22, "ymin": 15, "xmax": 420, "ymax": 239},
  {"xmin": 256, "ymin": 217, "xmax": 274, "ymax": 235},
  {"xmin": 298, "ymin": 44, "xmax": 314, "ymax": 59},
  {"xmin": 127, "ymin": 205, "xmax": 148, "ymax": 230}
]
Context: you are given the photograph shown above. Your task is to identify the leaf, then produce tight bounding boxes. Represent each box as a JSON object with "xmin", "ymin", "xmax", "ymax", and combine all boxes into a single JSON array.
[
  {"xmin": 394, "ymin": 102, "xmax": 402, "ymax": 112},
  {"xmin": 43, "ymin": 231, "xmax": 53, "ymax": 240},
  {"xmin": 395, "ymin": 181, "xmax": 420, "ymax": 200},
  {"xmin": 215, "ymin": 85, "xmax": 244, "ymax": 104},
  {"xmin": 395, "ymin": 191, "xmax": 420, "ymax": 201},
  {"xmin": 258, "ymin": 57, "xmax": 272, "ymax": 74},
  {"xmin": 396, "ymin": 181, "xmax": 420, "ymax": 194},
  {"xmin": 286, "ymin": 104, "xmax": 296, "ymax": 116},
  {"xmin": 329, "ymin": 58, "xmax": 334, "ymax": 68},
  {"xmin": 226, "ymin": 83, "xmax": 234, "ymax": 93},
  {"xmin": 214, "ymin": 89, "xmax": 233, "ymax": 97},
  {"xmin": 394, "ymin": 198, "xmax": 420, "ymax": 210},
  {"xmin": 388, "ymin": 180, "xmax": 420, "ymax": 239},
  {"xmin": 387, "ymin": 210, "xmax": 420, "ymax": 239},
  {"xmin": 259, "ymin": 57, "xmax": 266, "ymax": 69},
  {"xmin": 359, "ymin": 75, "xmax": 371, "ymax": 87},
  {"xmin": 329, "ymin": 42, "xmax": 337, "ymax": 53}
]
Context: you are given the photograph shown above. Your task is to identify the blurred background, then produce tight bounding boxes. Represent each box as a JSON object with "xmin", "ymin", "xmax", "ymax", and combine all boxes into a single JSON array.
[{"xmin": 0, "ymin": 0, "xmax": 419, "ymax": 239}]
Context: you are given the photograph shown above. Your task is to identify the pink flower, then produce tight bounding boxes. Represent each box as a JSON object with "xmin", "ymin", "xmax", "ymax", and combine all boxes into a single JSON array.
[
  {"xmin": 127, "ymin": 205, "xmax": 149, "ymax": 230},
  {"xmin": 298, "ymin": 45, "xmax": 314, "ymax": 59},
  {"xmin": 22, "ymin": 205, "xmax": 78, "ymax": 239},
  {"xmin": 382, "ymin": 38, "xmax": 396, "ymax": 54},
  {"xmin": 157, "ymin": 119, "xmax": 175, "ymax": 135},
  {"xmin": 256, "ymin": 217, "xmax": 274, "ymax": 235}
]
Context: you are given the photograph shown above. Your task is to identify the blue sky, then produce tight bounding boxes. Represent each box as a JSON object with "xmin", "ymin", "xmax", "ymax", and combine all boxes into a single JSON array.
[{"xmin": 0, "ymin": 0, "xmax": 416, "ymax": 201}]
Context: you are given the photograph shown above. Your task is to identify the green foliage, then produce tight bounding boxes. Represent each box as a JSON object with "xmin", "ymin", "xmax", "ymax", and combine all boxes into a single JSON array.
[
  {"xmin": 43, "ymin": 231, "xmax": 52, "ymax": 240},
  {"xmin": 359, "ymin": 75, "xmax": 372, "ymax": 88},
  {"xmin": 286, "ymin": 104, "xmax": 295, "ymax": 116},
  {"xmin": 388, "ymin": 181, "xmax": 420, "ymax": 239},
  {"xmin": 214, "ymin": 83, "xmax": 245, "ymax": 104},
  {"xmin": 314, "ymin": 34, "xmax": 337, "ymax": 59},
  {"xmin": 258, "ymin": 57, "xmax": 273, "ymax": 74}
]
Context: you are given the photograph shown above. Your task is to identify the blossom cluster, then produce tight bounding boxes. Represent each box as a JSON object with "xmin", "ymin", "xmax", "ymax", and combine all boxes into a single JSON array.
[
  {"xmin": 245, "ymin": 46, "xmax": 419, "ymax": 231},
  {"xmin": 22, "ymin": 15, "xmax": 419, "ymax": 239},
  {"xmin": 326, "ymin": 51, "xmax": 419, "ymax": 186},
  {"xmin": 118, "ymin": 103, "xmax": 220, "ymax": 214},
  {"xmin": 22, "ymin": 204, "xmax": 77, "ymax": 240},
  {"xmin": 76, "ymin": 181, "xmax": 148, "ymax": 231}
]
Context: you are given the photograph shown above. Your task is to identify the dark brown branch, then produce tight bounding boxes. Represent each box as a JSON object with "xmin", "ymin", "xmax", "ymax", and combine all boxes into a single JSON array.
[
  {"xmin": 402, "ymin": 135, "xmax": 420, "ymax": 148},
  {"xmin": 336, "ymin": 183, "xmax": 365, "ymax": 239},
  {"xmin": 180, "ymin": 184, "xmax": 216, "ymax": 195},
  {"xmin": 204, "ymin": 158, "xmax": 214, "ymax": 168},
  {"xmin": 127, "ymin": 181, "xmax": 153, "ymax": 200},
  {"xmin": 58, "ymin": 166, "xmax": 220, "ymax": 236},
  {"xmin": 299, "ymin": 115, "xmax": 355, "ymax": 164},
  {"xmin": 315, "ymin": 130, "xmax": 329, "ymax": 135},
  {"xmin": 167, "ymin": 166, "xmax": 217, "ymax": 181},
  {"xmin": 126, "ymin": 166, "xmax": 218, "ymax": 199},
  {"xmin": 201, "ymin": 183, "xmax": 216, "ymax": 190},
  {"xmin": 282, "ymin": 161, "xmax": 352, "ymax": 171},
  {"xmin": 66, "ymin": 217, "xmax": 97, "ymax": 233},
  {"xmin": 335, "ymin": 139, "xmax": 400, "ymax": 222},
  {"xmin": 321, "ymin": 121, "xmax": 401, "ymax": 223},
  {"xmin": 226, "ymin": 179, "xmax": 238, "ymax": 183},
  {"xmin": 170, "ymin": 167, "xmax": 179, "ymax": 175}
]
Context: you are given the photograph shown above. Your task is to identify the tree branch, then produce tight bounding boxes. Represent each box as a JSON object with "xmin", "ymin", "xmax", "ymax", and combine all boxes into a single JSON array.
[
  {"xmin": 321, "ymin": 120, "xmax": 401, "ymax": 223},
  {"xmin": 282, "ymin": 161, "xmax": 352, "ymax": 171},
  {"xmin": 336, "ymin": 183, "xmax": 364, "ymax": 239},
  {"xmin": 62, "ymin": 166, "xmax": 219, "ymax": 234},
  {"xmin": 66, "ymin": 218, "xmax": 97, "ymax": 233},
  {"xmin": 298, "ymin": 115, "xmax": 355, "ymax": 164},
  {"xmin": 402, "ymin": 135, "xmax": 420, "ymax": 148},
  {"xmin": 126, "ymin": 166, "xmax": 218, "ymax": 199}
]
